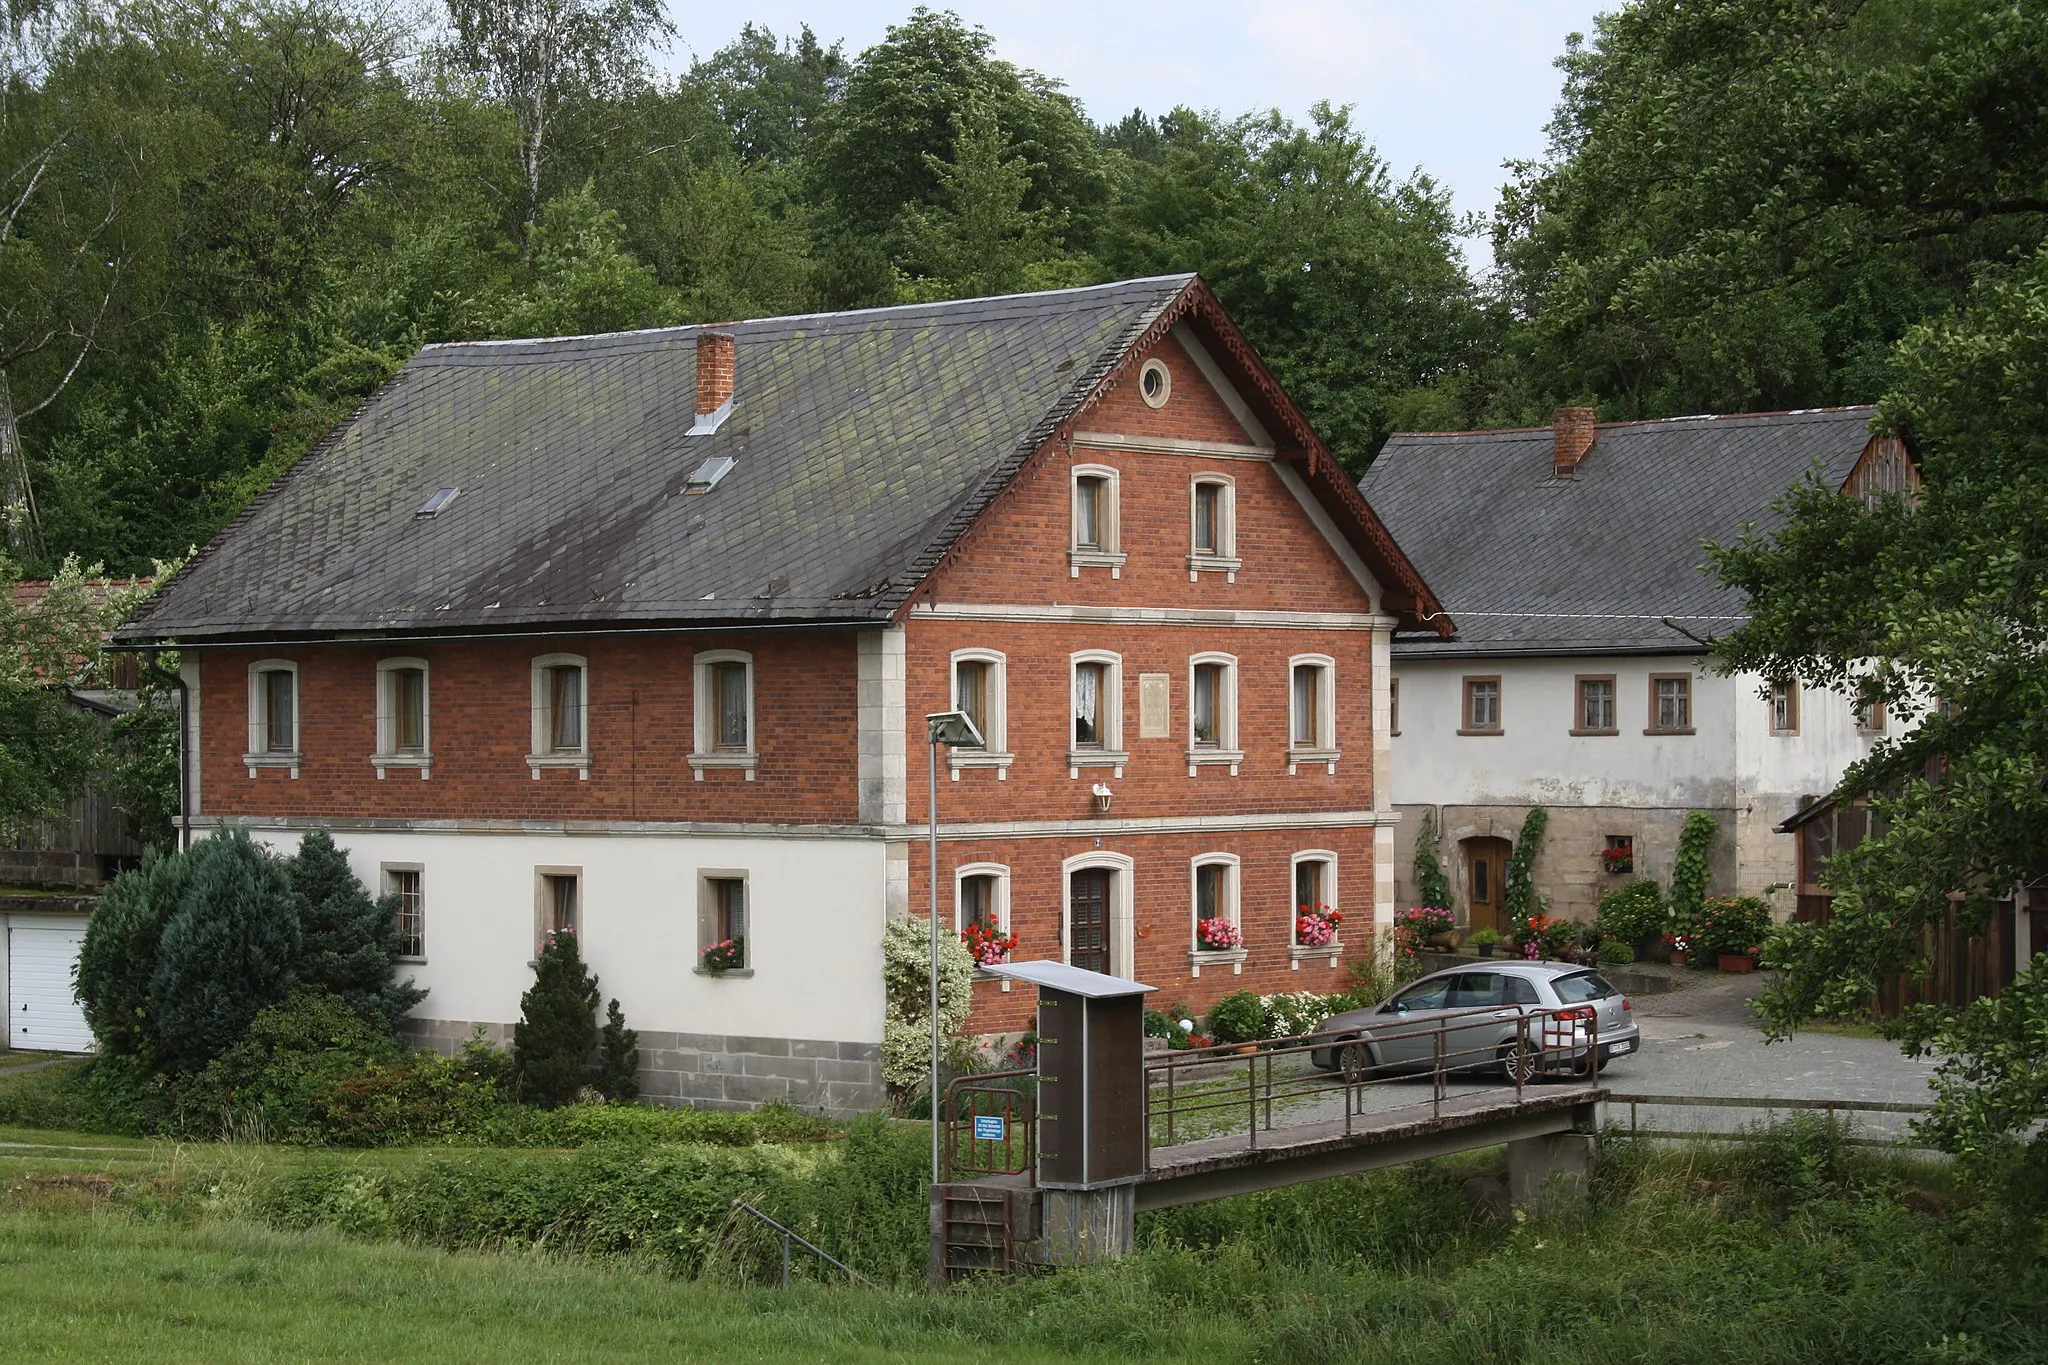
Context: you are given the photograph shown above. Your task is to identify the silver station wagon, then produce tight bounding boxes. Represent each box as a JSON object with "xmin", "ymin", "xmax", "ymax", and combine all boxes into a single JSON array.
[{"xmin": 1308, "ymin": 961, "xmax": 1639, "ymax": 1083}]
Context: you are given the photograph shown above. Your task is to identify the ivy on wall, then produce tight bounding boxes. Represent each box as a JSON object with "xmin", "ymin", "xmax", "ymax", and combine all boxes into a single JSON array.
[
  {"xmin": 1668, "ymin": 811, "xmax": 1719, "ymax": 934},
  {"xmin": 1503, "ymin": 805, "xmax": 1548, "ymax": 928},
  {"xmin": 1413, "ymin": 808, "xmax": 1454, "ymax": 910}
]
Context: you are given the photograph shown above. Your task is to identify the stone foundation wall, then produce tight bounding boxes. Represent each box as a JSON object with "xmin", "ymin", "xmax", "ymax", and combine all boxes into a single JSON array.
[
  {"xmin": 399, "ymin": 1017, "xmax": 886, "ymax": 1117},
  {"xmin": 1391, "ymin": 803, "xmax": 1739, "ymax": 927}
]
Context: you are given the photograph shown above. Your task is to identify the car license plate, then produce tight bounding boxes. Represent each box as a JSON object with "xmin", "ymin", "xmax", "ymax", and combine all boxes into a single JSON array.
[{"xmin": 1610, "ymin": 1040, "xmax": 1632, "ymax": 1054}]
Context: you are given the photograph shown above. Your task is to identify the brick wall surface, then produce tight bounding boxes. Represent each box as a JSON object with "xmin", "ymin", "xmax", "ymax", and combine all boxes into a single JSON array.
[
  {"xmin": 200, "ymin": 631, "xmax": 862, "ymax": 823},
  {"xmin": 923, "ymin": 335, "xmax": 1377, "ymax": 614},
  {"xmin": 917, "ymin": 825, "xmax": 1375, "ymax": 1035}
]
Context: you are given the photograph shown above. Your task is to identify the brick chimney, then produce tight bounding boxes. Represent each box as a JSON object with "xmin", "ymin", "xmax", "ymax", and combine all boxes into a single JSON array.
[
  {"xmin": 691, "ymin": 331, "xmax": 735, "ymax": 434},
  {"xmin": 1553, "ymin": 406, "xmax": 1596, "ymax": 477}
]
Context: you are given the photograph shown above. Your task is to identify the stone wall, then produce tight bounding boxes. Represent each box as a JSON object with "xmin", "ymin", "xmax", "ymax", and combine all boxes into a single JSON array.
[
  {"xmin": 1391, "ymin": 803, "xmax": 1737, "ymax": 927},
  {"xmin": 401, "ymin": 1017, "xmax": 886, "ymax": 1117}
]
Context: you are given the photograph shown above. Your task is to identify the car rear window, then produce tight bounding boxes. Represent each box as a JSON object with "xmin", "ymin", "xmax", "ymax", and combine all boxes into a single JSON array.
[{"xmin": 1553, "ymin": 971, "xmax": 1618, "ymax": 1003}]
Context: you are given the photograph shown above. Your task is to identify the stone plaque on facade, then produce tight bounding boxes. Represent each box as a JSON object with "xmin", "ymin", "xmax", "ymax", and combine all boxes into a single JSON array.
[{"xmin": 1138, "ymin": 672, "xmax": 1171, "ymax": 738}]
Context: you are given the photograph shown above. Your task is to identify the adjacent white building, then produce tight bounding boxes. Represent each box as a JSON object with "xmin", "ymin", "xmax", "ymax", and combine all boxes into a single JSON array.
[{"xmin": 1362, "ymin": 407, "xmax": 1912, "ymax": 929}]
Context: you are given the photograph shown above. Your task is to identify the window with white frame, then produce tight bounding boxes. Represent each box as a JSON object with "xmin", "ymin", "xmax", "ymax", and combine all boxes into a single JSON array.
[
  {"xmin": 954, "ymin": 862, "xmax": 1011, "ymax": 938},
  {"xmin": 385, "ymin": 866, "xmax": 425, "ymax": 959},
  {"xmin": 1769, "ymin": 678, "xmax": 1800, "ymax": 735},
  {"xmin": 697, "ymin": 871, "xmax": 750, "ymax": 973},
  {"xmin": 375, "ymin": 658, "xmax": 431, "ymax": 776},
  {"xmin": 949, "ymin": 649, "xmax": 1011, "ymax": 776},
  {"xmin": 246, "ymin": 660, "xmax": 300, "ymax": 770},
  {"xmin": 691, "ymin": 649, "xmax": 758, "ymax": 778},
  {"xmin": 1068, "ymin": 651, "xmax": 1125, "ymax": 770},
  {"xmin": 1188, "ymin": 475, "xmax": 1240, "ymax": 579},
  {"xmin": 1187, "ymin": 652, "xmax": 1241, "ymax": 771},
  {"xmin": 1292, "ymin": 852, "xmax": 1340, "ymax": 951},
  {"xmin": 528, "ymin": 654, "xmax": 589, "ymax": 775},
  {"xmin": 1288, "ymin": 655, "xmax": 1338, "ymax": 766},
  {"xmin": 1190, "ymin": 853, "xmax": 1242, "ymax": 959},
  {"xmin": 1069, "ymin": 464, "xmax": 1125, "ymax": 575}
]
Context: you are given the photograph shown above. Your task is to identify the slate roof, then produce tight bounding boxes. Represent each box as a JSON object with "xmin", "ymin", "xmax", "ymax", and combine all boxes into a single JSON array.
[
  {"xmin": 1360, "ymin": 408, "xmax": 1879, "ymax": 658},
  {"xmin": 120, "ymin": 275, "xmax": 1442, "ymax": 645}
]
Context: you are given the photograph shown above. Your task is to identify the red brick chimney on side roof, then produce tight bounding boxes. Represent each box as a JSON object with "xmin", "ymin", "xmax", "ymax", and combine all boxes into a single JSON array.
[
  {"xmin": 1553, "ymin": 406, "xmax": 1595, "ymax": 477},
  {"xmin": 696, "ymin": 332, "xmax": 735, "ymax": 419}
]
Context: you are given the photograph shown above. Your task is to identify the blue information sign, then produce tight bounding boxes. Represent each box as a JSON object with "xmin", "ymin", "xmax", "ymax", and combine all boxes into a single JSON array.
[{"xmin": 972, "ymin": 1115, "xmax": 1006, "ymax": 1142}]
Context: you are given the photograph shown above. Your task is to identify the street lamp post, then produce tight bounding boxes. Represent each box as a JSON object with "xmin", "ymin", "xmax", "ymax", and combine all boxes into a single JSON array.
[{"xmin": 924, "ymin": 709, "xmax": 983, "ymax": 1185}]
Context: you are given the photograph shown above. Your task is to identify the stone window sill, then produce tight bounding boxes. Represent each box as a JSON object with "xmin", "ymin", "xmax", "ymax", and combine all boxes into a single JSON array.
[
  {"xmin": 1068, "ymin": 749, "xmax": 1128, "ymax": 777},
  {"xmin": 396, "ymin": 955, "xmax": 427, "ymax": 965},
  {"xmin": 949, "ymin": 751, "xmax": 1014, "ymax": 781},
  {"xmin": 1568, "ymin": 728, "xmax": 1618, "ymax": 738},
  {"xmin": 373, "ymin": 754, "xmax": 434, "ymax": 780},
  {"xmin": 692, "ymin": 966, "xmax": 755, "ymax": 979},
  {"xmin": 1068, "ymin": 549, "xmax": 1127, "ymax": 579},
  {"xmin": 527, "ymin": 752, "xmax": 590, "ymax": 780},
  {"xmin": 1187, "ymin": 553, "xmax": 1241, "ymax": 582},
  {"xmin": 1643, "ymin": 727, "xmax": 1696, "ymax": 737},
  {"xmin": 244, "ymin": 753, "xmax": 300, "ymax": 778},
  {"xmin": 1456, "ymin": 727, "xmax": 1503, "ymax": 737},
  {"xmin": 972, "ymin": 967, "xmax": 1015, "ymax": 992},
  {"xmin": 689, "ymin": 751, "xmax": 759, "ymax": 781},
  {"xmin": 1289, "ymin": 942, "xmax": 1342, "ymax": 968},
  {"xmin": 1185, "ymin": 748, "xmax": 1243, "ymax": 776},
  {"xmin": 1287, "ymin": 747, "xmax": 1340, "ymax": 775},
  {"xmin": 1189, "ymin": 947, "xmax": 1248, "ymax": 977}
]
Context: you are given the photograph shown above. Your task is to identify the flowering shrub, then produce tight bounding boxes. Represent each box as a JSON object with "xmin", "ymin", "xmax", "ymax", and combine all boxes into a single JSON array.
[
  {"xmin": 1296, "ymin": 903, "xmax": 1344, "ymax": 948},
  {"xmin": 1261, "ymin": 990, "xmax": 1341, "ymax": 1038},
  {"xmin": 1195, "ymin": 917, "xmax": 1244, "ymax": 951},
  {"xmin": 960, "ymin": 922, "xmax": 1018, "ymax": 968},
  {"xmin": 1664, "ymin": 932, "xmax": 1691, "ymax": 956},
  {"xmin": 700, "ymin": 938, "xmax": 746, "ymax": 974},
  {"xmin": 1693, "ymin": 895, "xmax": 1771, "ymax": 959},
  {"xmin": 1510, "ymin": 914, "xmax": 1581, "ymax": 960}
]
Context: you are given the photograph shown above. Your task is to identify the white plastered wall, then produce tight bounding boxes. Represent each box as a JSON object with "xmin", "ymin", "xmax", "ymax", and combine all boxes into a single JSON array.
[{"xmin": 250, "ymin": 828, "xmax": 888, "ymax": 1046}]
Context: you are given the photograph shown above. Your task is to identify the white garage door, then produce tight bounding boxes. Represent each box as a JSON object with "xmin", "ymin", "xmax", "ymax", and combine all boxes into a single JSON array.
[{"xmin": 9, "ymin": 918, "xmax": 93, "ymax": 1053}]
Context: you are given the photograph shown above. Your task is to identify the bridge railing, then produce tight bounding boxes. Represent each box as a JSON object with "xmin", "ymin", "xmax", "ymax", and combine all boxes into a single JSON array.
[{"xmin": 1144, "ymin": 1006, "xmax": 1602, "ymax": 1159}]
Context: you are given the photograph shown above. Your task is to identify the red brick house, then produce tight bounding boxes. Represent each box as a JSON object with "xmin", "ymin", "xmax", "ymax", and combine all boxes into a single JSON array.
[{"xmin": 114, "ymin": 276, "xmax": 1445, "ymax": 1110}]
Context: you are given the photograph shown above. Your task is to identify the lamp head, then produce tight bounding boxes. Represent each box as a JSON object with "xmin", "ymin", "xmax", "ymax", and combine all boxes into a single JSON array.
[{"xmin": 925, "ymin": 709, "xmax": 984, "ymax": 749}]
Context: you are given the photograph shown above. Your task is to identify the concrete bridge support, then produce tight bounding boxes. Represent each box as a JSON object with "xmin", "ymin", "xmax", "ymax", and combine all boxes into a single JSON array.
[
  {"xmin": 1507, "ymin": 1131, "xmax": 1596, "ymax": 1215},
  {"xmin": 1039, "ymin": 1184, "xmax": 1137, "ymax": 1265}
]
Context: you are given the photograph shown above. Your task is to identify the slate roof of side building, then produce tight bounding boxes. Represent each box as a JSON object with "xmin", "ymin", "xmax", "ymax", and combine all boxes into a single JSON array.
[
  {"xmin": 117, "ymin": 275, "xmax": 1444, "ymax": 645},
  {"xmin": 1360, "ymin": 407, "xmax": 1879, "ymax": 658}
]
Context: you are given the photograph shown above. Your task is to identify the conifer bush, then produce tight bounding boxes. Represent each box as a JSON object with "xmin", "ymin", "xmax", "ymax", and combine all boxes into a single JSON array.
[
  {"xmin": 75, "ymin": 846, "xmax": 191, "ymax": 1061},
  {"xmin": 597, "ymin": 999, "xmax": 640, "ymax": 1103},
  {"xmin": 148, "ymin": 827, "xmax": 302, "ymax": 1071},
  {"xmin": 514, "ymin": 931, "xmax": 602, "ymax": 1108},
  {"xmin": 289, "ymin": 830, "xmax": 426, "ymax": 1025}
]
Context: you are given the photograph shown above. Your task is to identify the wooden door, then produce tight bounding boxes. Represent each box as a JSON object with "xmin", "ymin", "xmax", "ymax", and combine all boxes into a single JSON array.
[
  {"xmin": 1466, "ymin": 838, "xmax": 1512, "ymax": 936},
  {"xmin": 1069, "ymin": 869, "xmax": 1111, "ymax": 974}
]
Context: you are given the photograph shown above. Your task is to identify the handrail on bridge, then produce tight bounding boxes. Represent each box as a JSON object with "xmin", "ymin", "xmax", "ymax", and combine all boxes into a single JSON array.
[
  {"xmin": 1144, "ymin": 1005, "xmax": 1605, "ymax": 1162},
  {"xmin": 722, "ymin": 1199, "xmax": 876, "ymax": 1288}
]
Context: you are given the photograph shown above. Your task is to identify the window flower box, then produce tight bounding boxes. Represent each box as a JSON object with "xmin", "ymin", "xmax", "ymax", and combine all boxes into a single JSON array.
[
  {"xmin": 961, "ymin": 922, "xmax": 1018, "ymax": 969},
  {"xmin": 701, "ymin": 937, "xmax": 746, "ymax": 975}
]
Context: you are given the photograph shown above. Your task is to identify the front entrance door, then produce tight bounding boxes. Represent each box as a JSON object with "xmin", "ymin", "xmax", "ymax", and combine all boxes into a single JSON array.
[
  {"xmin": 1466, "ymin": 838, "xmax": 1512, "ymax": 936},
  {"xmin": 1069, "ymin": 869, "xmax": 1111, "ymax": 974}
]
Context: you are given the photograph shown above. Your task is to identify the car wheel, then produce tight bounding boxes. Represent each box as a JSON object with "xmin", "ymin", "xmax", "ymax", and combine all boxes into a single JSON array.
[
  {"xmin": 1497, "ymin": 1038, "xmax": 1539, "ymax": 1085},
  {"xmin": 1338, "ymin": 1041, "xmax": 1373, "ymax": 1085}
]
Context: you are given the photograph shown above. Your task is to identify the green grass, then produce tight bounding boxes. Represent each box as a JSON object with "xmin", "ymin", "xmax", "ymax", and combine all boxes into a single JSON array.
[{"xmin": 0, "ymin": 1120, "xmax": 2039, "ymax": 1364}]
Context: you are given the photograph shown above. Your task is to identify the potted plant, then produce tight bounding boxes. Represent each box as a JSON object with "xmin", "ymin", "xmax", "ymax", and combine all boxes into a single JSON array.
[
  {"xmin": 1538, "ymin": 915, "xmax": 1583, "ymax": 961},
  {"xmin": 1695, "ymin": 895, "xmax": 1771, "ymax": 973},
  {"xmin": 1195, "ymin": 917, "xmax": 1244, "ymax": 952},
  {"xmin": 960, "ymin": 922, "xmax": 1018, "ymax": 969},
  {"xmin": 701, "ymin": 937, "xmax": 745, "ymax": 974},
  {"xmin": 1469, "ymin": 927, "xmax": 1503, "ymax": 958},
  {"xmin": 1391, "ymin": 905, "xmax": 1448, "ymax": 955},
  {"xmin": 1297, "ymin": 903, "xmax": 1346, "ymax": 950},
  {"xmin": 1663, "ymin": 932, "xmax": 1689, "ymax": 968},
  {"xmin": 1206, "ymin": 990, "xmax": 1270, "ymax": 1052}
]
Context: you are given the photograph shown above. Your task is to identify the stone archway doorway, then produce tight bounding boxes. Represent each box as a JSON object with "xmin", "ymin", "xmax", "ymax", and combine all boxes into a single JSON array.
[{"xmin": 1464, "ymin": 837, "xmax": 1513, "ymax": 936}]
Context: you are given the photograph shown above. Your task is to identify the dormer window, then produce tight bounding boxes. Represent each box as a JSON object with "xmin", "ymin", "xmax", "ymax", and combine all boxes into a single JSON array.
[{"xmin": 1068, "ymin": 465, "xmax": 1125, "ymax": 577}]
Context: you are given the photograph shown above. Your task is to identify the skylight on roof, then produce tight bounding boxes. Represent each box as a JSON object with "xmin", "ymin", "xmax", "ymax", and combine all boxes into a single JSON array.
[
  {"xmin": 683, "ymin": 456, "xmax": 735, "ymax": 495},
  {"xmin": 415, "ymin": 488, "xmax": 460, "ymax": 518}
]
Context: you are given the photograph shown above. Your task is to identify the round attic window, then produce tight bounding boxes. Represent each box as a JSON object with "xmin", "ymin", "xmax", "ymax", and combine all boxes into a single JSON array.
[{"xmin": 1139, "ymin": 358, "xmax": 1172, "ymax": 408}]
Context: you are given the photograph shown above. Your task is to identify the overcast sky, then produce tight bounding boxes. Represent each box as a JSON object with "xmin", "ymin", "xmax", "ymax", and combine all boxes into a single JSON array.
[{"xmin": 662, "ymin": 2, "xmax": 1613, "ymax": 243}]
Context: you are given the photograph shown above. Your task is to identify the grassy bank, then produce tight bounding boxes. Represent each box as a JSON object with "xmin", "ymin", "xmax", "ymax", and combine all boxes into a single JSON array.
[{"xmin": 2, "ymin": 1116, "xmax": 2039, "ymax": 1363}]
